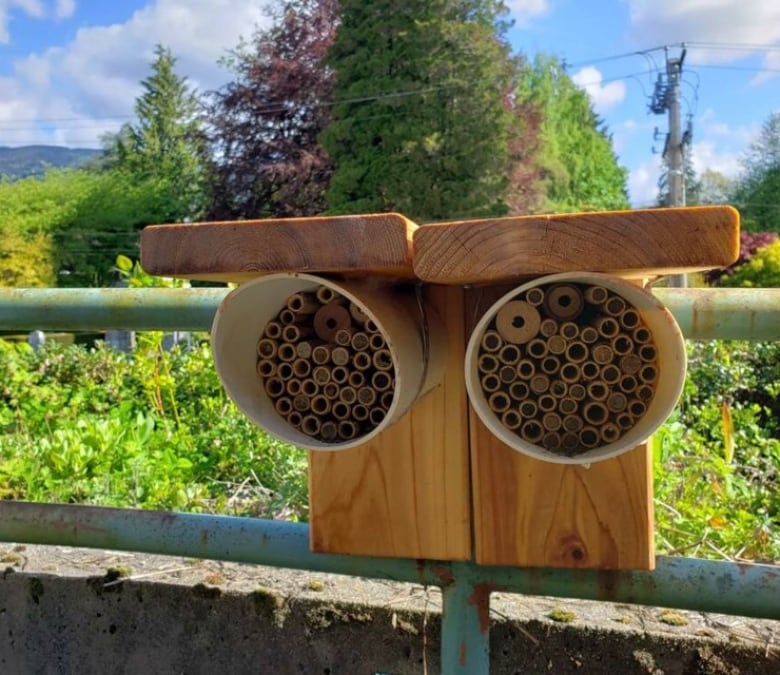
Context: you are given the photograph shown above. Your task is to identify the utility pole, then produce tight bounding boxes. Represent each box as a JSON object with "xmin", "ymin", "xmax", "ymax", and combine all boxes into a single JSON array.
[{"xmin": 650, "ymin": 45, "xmax": 689, "ymax": 287}]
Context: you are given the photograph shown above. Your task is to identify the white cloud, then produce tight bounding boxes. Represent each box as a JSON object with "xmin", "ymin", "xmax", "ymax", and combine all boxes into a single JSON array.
[
  {"xmin": 689, "ymin": 140, "xmax": 741, "ymax": 178},
  {"xmin": 0, "ymin": 0, "xmax": 44, "ymax": 43},
  {"xmin": 54, "ymin": 0, "xmax": 74, "ymax": 20},
  {"xmin": 571, "ymin": 66, "xmax": 627, "ymax": 112},
  {"xmin": 628, "ymin": 156, "xmax": 663, "ymax": 207},
  {"xmin": 506, "ymin": 0, "xmax": 549, "ymax": 27}
]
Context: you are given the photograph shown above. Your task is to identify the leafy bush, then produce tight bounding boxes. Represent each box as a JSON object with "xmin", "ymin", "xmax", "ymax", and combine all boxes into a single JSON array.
[
  {"xmin": 719, "ymin": 238, "xmax": 780, "ymax": 288},
  {"xmin": 706, "ymin": 230, "xmax": 777, "ymax": 285}
]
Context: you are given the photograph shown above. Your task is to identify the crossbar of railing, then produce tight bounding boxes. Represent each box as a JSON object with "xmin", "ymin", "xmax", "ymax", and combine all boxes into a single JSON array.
[{"xmin": 0, "ymin": 287, "xmax": 779, "ymax": 340}]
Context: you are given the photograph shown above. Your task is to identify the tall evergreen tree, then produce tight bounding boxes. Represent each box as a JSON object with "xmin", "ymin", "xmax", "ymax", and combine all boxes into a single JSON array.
[
  {"xmin": 206, "ymin": 0, "xmax": 337, "ymax": 219},
  {"xmin": 517, "ymin": 55, "xmax": 629, "ymax": 213},
  {"xmin": 322, "ymin": 0, "xmax": 517, "ymax": 221}
]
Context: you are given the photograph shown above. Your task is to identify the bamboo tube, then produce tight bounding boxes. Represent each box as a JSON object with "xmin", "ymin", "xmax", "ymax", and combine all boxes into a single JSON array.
[
  {"xmin": 477, "ymin": 354, "xmax": 499, "ymax": 374},
  {"xmin": 539, "ymin": 318, "xmax": 558, "ymax": 337},
  {"xmin": 339, "ymin": 420, "xmax": 358, "ymax": 441},
  {"xmin": 481, "ymin": 373, "xmax": 501, "ymax": 393},
  {"xmin": 559, "ymin": 397, "xmax": 578, "ymax": 416},
  {"xmin": 372, "ymin": 349, "xmax": 394, "ymax": 371},
  {"xmin": 580, "ymin": 326, "xmax": 599, "ymax": 344},
  {"xmin": 287, "ymin": 291, "xmax": 320, "ymax": 315},
  {"xmin": 496, "ymin": 301, "xmax": 541, "ymax": 344},
  {"xmin": 288, "ymin": 411, "xmax": 303, "ymax": 429},
  {"xmin": 546, "ymin": 335, "xmax": 567, "ymax": 355},
  {"xmin": 334, "ymin": 327, "xmax": 355, "ymax": 347},
  {"xmin": 348, "ymin": 371, "xmax": 366, "ymax": 389},
  {"xmin": 616, "ymin": 412, "xmax": 634, "ymax": 430},
  {"xmin": 264, "ymin": 320, "xmax": 282, "ymax": 339},
  {"xmin": 542, "ymin": 412, "xmax": 563, "ymax": 432},
  {"xmin": 315, "ymin": 285, "xmax": 337, "ymax": 304},
  {"xmin": 352, "ymin": 351, "xmax": 373, "ymax": 371},
  {"xmin": 607, "ymin": 391, "xmax": 628, "ymax": 413},
  {"xmin": 351, "ymin": 331, "xmax": 370, "ymax": 352},
  {"xmin": 520, "ymin": 420, "xmax": 544, "ymax": 444},
  {"xmin": 292, "ymin": 358, "xmax": 311, "ymax": 379},
  {"xmin": 256, "ymin": 338, "xmax": 278, "ymax": 359},
  {"xmin": 331, "ymin": 401, "xmax": 351, "ymax": 420},
  {"xmin": 550, "ymin": 379, "xmax": 567, "ymax": 398},
  {"xmin": 541, "ymin": 356, "xmax": 560, "ymax": 375},
  {"xmin": 488, "ymin": 391, "xmax": 511, "ymax": 414},
  {"xmin": 542, "ymin": 431, "xmax": 563, "ymax": 452},
  {"xmin": 323, "ymin": 382, "xmax": 340, "ymax": 400},
  {"xmin": 600, "ymin": 422, "xmax": 621, "ymax": 444},
  {"xmin": 501, "ymin": 409, "xmax": 522, "ymax": 430},
  {"xmin": 619, "ymin": 374, "xmax": 638, "ymax": 393},
  {"xmin": 611, "ymin": 335, "xmax": 634, "ymax": 356},
  {"xmin": 310, "ymin": 395, "xmax": 331, "ymax": 416},
  {"xmin": 601, "ymin": 364, "xmax": 621, "ymax": 385},
  {"xmin": 604, "ymin": 295, "xmax": 627, "ymax": 317},
  {"xmin": 368, "ymin": 332, "xmax": 386, "ymax": 350},
  {"xmin": 560, "ymin": 363, "xmax": 580, "ymax": 383},
  {"xmin": 538, "ymin": 394, "xmax": 557, "ymax": 413},
  {"xmin": 293, "ymin": 395, "xmax": 310, "ymax": 412},
  {"xmin": 480, "ymin": 330, "xmax": 503, "ymax": 353},
  {"xmin": 629, "ymin": 399, "xmax": 647, "ymax": 417},
  {"xmin": 639, "ymin": 364, "xmax": 658, "ymax": 384},
  {"xmin": 530, "ymin": 373, "xmax": 550, "ymax": 395},
  {"xmin": 565, "ymin": 341, "xmax": 588, "ymax": 363},
  {"xmin": 277, "ymin": 342, "xmax": 297, "ymax": 362},
  {"xmin": 633, "ymin": 326, "xmax": 652, "ymax": 344},
  {"xmin": 639, "ymin": 344, "xmax": 658, "ymax": 362},
  {"xmin": 560, "ymin": 321, "xmax": 580, "ymax": 340},
  {"xmin": 274, "ymin": 396, "xmax": 293, "ymax": 416},
  {"xmin": 620, "ymin": 308, "xmax": 641, "ymax": 330},
  {"xmin": 256, "ymin": 359, "xmax": 277, "ymax": 378},
  {"xmin": 352, "ymin": 404, "xmax": 370, "ymax": 422},
  {"xmin": 636, "ymin": 384, "xmax": 655, "ymax": 402},
  {"xmin": 349, "ymin": 301, "xmax": 370, "ymax": 325},
  {"xmin": 286, "ymin": 378, "xmax": 302, "ymax": 396},
  {"xmin": 314, "ymin": 301, "xmax": 351, "ymax": 342},
  {"xmin": 311, "ymin": 344, "xmax": 333, "ymax": 365},
  {"xmin": 592, "ymin": 344, "xmax": 613, "ymax": 365},
  {"xmin": 320, "ymin": 420, "xmax": 339, "ymax": 442},
  {"xmin": 364, "ymin": 318, "xmax": 380, "ymax": 334},
  {"xmin": 561, "ymin": 432, "xmax": 580, "ymax": 453},
  {"xmin": 545, "ymin": 284, "xmax": 584, "ymax": 320},
  {"xmin": 509, "ymin": 380, "xmax": 530, "ymax": 401},
  {"xmin": 519, "ymin": 400, "xmax": 538, "ymax": 418},
  {"xmin": 581, "ymin": 361, "xmax": 600, "ymax": 380},
  {"xmin": 594, "ymin": 316, "xmax": 620, "ymax": 338},
  {"xmin": 357, "ymin": 386, "xmax": 376, "ymax": 406},
  {"xmin": 619, "ymin": 354, "xmax": 642, "ymax": 375},
  {"xmin": 300, "ymin": 378, "xmax": 319, "ymax": 397},
  {"xmin": 584, "ymin": 285, "xmax": 608, "ymax": 305},
  {"xmin": 369, "ymin": 408, "xmax": 386, "ymax": 427},
  {"xmin": 516, "ymin": 359, "xmax": 536, "ymax": 379},
  {"xmin": 264, "ymin": 377, "xmax": 285, "ymax": 398},
  {"xmin": 339, "ymin": 386, "xmax": 358, "ymax": 405},
  {"xmin": 331, "ymin": 366, "xmax": 349, "ymax": 385},
  {"xmin": 371, "ymin": 370, "xmax": 393, "ymax": 391},
  {"xmin": 563, "ymin": 413, "xmax": 584, "ymax": 432},
  {"xmin": 282, "ymin": 324, "xmax": 313, "ymax": 343},
  {"xmin": 579, "ymin": 426, "xmax": 600, "ymax": 449},
  {"xmin": 278, "ymin": 308, "xmax": 297, "ymax": 326},
  {"xmin": 569, "ymin": 383, "xmax": 587, "ymax": 401},
  {"xmin": 499, "ymin": 365, "xmax": 517, "ymax": 384},
  {"xmin": 380, "ymin": 390, "xmax": 394, "ymax": 410},
  {"xmin": 586, "ymin": 381, "xmax": 609, "ymax": 402},
  {"xmin": 302, "ymin": 414, "xmax": 321, "ymax": 437},
  {"xmin": 525, "ymin": 287, "xmax": 545, "ymax": 306},
  {"xmin": 499, "ymin": 344, "xmax": 522, "ymax": 365},
  {"xmin": 296, "ymin": 340, "xmax": 321, "ymax": 359},
  {"xmin": 527, "ymin": 338, "xmax": 548, "ymax": 359},
  {"xmin": 277, "ymin": 362, "xmax": 294, "ymax": 381},
  {"xmin": 312, "ymin": 365, "xmax": 331, "ymax": 385},
  {"xmin": 332, "ymin": 346, "xmax": 351, "ymax": 366}
]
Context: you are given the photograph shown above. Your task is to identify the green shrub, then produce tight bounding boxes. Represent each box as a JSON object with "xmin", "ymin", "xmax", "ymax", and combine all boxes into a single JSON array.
[{"xmin": 720, "ymin": 239, "xmax": 780, "ymax": 288}]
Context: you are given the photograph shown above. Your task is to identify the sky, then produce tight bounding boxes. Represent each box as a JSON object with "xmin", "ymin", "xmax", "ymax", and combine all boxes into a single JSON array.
[{"xmin": 0, "ymin": 0, "xmax": 778, "ymax": 207}]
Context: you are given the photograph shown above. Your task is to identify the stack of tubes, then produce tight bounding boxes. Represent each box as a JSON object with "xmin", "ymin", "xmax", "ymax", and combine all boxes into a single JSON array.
[
  {"xmin": 255, "ymin": 285, "xmax": 396, "ymax": 443},
  {"xmin": 476, "ymin": 282, "xmax": 659, "ymax": 457}
]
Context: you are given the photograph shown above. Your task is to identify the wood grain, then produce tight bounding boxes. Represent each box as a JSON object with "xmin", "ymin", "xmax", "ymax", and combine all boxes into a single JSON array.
[
  {"xmin": 308, "ymin": 285, "xmax": 472, "ymax": 560},
  {"xmin": 140, "ymin": 213, "xmax": 418, "ymax": 282},
  {"xmin": 414, "ymin": 206, "xmax": 740, "ymax": 285},
  {"xmin": 466, "ymin": 286, "xmax": 654, "ymax": 570}
]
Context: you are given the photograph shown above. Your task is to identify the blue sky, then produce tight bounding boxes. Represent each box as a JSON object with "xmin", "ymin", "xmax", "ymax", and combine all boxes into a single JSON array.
[{"xmin": 0, "ymin": 0, "xmax": 778, "ymax": 206}]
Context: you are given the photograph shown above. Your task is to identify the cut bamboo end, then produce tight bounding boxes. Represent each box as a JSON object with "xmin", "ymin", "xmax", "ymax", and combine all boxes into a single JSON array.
[
  {"xmin": 256, "ymin": 359, "xmax": 277, "ymax": 378},
  {"xmin": 348, "ymin": 371, "xmax": 365, "ymax": 389},
  {"xmin": 481, "ymin": 373, "xmax": 501, "ymax": 393},
  {"xmin": 276, "ymin": 362, "xmax": 294, "ymax": 380},
  {"xmin": 481, "ymin": 330, "xmax": 503, "ymax": 353},
  {"xmin": 277, "ymin": 343, "xmax": 297, "ymax": 362},
  {"xmin": 257, "ymin": 338, "xmax": 278, "ymax": 359},
  {"xmin": 348, "ymin": 301, "xmax": 370, "ymax": 325},
  {"xmin": 352, "ymin": 351, "xmax": 373, "ymax": 371},
  {"xmin": 313, "ymin": 301, "xmax": 351, "ymax": 342},
  {"xmin": 496, "ymin": 300, "xmax": 541, "ymax": 344},
  {"xmin": 544, "ymin": 284, "xmax": 584, "ymax": 320},
  {"xmin": 286, "ymin": 291, "xmax": 319, "ymax": 314},
  {"xmin": 350, "ymin": 332, "xmax": 370, "ymax": 351},
  {"xmin": 263, "ymin": 321, "xmax": 282, "ymax": 340},
  {"xmin": 501, "ymin": 409, "xmax": 522, "ymax": 430},
  {"xmin": 488, "ymin": 391, "xmax": 511, "ymax": 414},
  {"xmin": 539, "ymin": 318, "xmax": 558, "ymax": 337},
  {"xmin": 286, "ymin": 378, "xmax": 302, "ymax": 396}
]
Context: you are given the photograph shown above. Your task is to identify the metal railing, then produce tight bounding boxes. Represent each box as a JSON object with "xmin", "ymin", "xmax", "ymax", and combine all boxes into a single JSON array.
[{"xmin": 0, "ymin": 287, "xmax": 779, "ymax": 674}]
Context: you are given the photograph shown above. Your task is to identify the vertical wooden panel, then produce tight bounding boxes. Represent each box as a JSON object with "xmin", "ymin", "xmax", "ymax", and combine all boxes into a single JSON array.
[
  {"xmin": 466, "ymin": 287, "xmax": 655, "ymax": 570},
  {"xmin": 308, "ymin": 285, "xmax": 472, "ymax": 560}
]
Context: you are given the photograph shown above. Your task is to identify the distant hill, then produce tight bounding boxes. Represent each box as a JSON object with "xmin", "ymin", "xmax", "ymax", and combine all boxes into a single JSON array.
[{"xmin": 0, "ymin": 145, "xmax": 101, "ymax": 180}]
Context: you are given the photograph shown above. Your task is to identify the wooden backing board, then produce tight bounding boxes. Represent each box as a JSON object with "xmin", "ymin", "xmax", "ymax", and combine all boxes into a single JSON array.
[
  {"xmin": 414, "ymin": 206, "xmax": 740, "ymax": 285},
  {"xmin": 466, "ymin": 285, "xmax": 655, "ymax": 570},
  {"xmin": 140, "ymin": 213, "xmax": 419, "ymax": 282},
  {"xmin": 308, "ymin": 285, "xmax": 472, "ymax": 560}
]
